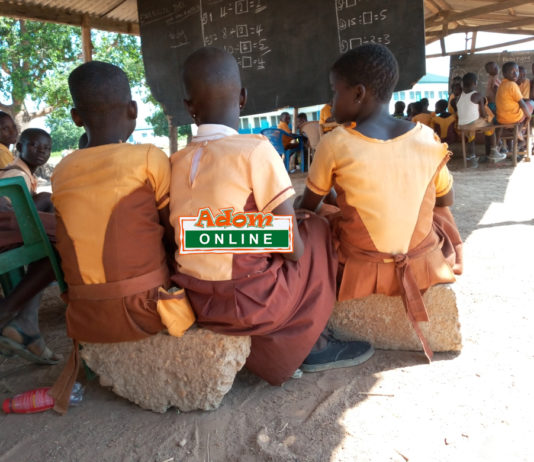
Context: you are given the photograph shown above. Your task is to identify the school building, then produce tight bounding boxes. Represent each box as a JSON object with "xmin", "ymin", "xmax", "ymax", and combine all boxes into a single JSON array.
[{"xmin": 236, "ymin": 73, "xmax": 449, "ymax": 133}]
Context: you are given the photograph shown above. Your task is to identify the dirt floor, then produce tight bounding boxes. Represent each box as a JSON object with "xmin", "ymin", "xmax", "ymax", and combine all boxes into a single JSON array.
[{"xmin": 1, "ymin": 147, "xmax": 533, "ymax": 462}]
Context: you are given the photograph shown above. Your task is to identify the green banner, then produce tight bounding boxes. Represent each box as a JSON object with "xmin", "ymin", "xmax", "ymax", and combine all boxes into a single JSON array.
[{"xmin": 185, "ymin": 230, "xmax": 290, "ymax": 249}]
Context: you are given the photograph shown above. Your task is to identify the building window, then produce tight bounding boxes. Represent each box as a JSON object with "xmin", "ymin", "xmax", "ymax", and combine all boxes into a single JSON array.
[
  {"xmin": 270, "ymin": 116, "xmax": 277, "ymax": 127},
  {"xmin": 415, "ymin": 91, "xmax": 421, "ymax": 100},
  {"xmin": 253, "ymin": 117, "xmax": 260, "ymax": 128}
]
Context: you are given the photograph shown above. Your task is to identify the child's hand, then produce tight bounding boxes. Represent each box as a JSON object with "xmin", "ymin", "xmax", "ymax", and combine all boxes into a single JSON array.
[{"xmin": 294, "ymin": 209, "xmax": 311, "ymax": 223}]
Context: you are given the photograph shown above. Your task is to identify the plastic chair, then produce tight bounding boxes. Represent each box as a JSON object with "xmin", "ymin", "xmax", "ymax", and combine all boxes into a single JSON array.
[
  {"xmin": 261, "ymin": 128, "xmax": 304, "ymax": 172},
  {"xmin": 300, "ymin": 121, "xmax": 321, "ymax": 169},
  {"xmin": 0, "ymin": 176, "xmax": 66, "ymax": 295}
]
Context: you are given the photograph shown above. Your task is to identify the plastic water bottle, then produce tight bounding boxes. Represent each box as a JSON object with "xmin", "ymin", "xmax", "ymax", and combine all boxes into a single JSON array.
[{"xmin": 2, "ymin": 382, "xmax": 84, "ymax": 414}]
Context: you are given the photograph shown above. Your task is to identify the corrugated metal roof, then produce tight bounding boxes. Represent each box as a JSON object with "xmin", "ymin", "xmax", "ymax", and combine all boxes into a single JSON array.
[{"xmin": 0, "ymin": 0, "xmax": 533, "ymax": 49}]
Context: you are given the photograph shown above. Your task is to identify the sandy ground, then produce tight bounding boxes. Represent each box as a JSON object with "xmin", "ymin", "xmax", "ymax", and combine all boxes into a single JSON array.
[{"xmin": 1, "ymin": 149, "xmax": 533, "ymax": 462}]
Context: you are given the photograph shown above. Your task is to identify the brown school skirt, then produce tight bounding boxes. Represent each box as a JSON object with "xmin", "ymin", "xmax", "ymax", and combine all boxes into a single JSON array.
[{"xmin": 172, "ymin": 214, "xmax": 338, "ymax": 386}]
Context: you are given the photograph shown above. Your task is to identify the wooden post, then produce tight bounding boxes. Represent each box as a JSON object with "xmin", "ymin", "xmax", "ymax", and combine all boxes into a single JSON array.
[
  {"xmin": 292, "ymin": 107, "xmax": 298, "ymax": 133},
  {"xmin": 470, "ymin": 31, "xmax": 477, "ymax": 53},
  {"xmin": 168, "ymin": 116, "xmax": 178, "ymax": 153},
  {"xmin": 81, "ymin": 15, "xmax": 93, "ymax": 62}
]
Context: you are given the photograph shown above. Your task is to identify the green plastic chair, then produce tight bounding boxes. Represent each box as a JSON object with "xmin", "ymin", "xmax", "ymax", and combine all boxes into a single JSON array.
[{"xmin": 0, "ymin": 176, "xmax": 66, "ymax": 295}]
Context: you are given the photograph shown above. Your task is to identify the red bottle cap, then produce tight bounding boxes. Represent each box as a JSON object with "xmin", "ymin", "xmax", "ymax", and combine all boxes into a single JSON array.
[{"xmin": 2, "ymin": 398, "xmax": 12, "ymax": 414}]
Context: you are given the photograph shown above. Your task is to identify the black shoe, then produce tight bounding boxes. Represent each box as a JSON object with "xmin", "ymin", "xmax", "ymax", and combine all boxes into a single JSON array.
[{"xmin": 301, "ymin": 337, "xmax": 374, "ymax": 372}]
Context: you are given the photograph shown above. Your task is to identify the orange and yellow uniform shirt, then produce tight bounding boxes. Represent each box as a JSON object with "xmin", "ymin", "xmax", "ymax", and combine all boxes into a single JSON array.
[
  {"xmin": 412, "ymin": 112, "xmax": 432, "ymax": 127},
  {"xmin": 430, "ymin": 114, "xmax": 456, "ymax": 143},
  {"xmin": 0, "ymin": 157, "xmax": 37, "ymax": 193},
  {"xmin": 496, "ymin": 78, "xmax": 525, "ymax": 124},
  {"xmin": 51, "ymin": 143, "xmax": 171, "ymax": 343},
  {"xmin": 519, "ymin": 79, "xmax": 530, "ymax": 99},
  {"xmin": 0, "ymin": 143, "xmax": 15, "ymax": 169},
  {"xmin": 307, "ymin": 123, "xmax": 455, "ymax": 301},
  {"xmin": 320, "ymin": 103, "xmax": 338, "ymax": 133},
  {"xmin": 170, "ymin": 125, "xmax": 294, "ymax": 281},
  {"xmin": 277, "ymin": 120, "xmax": 296, "ymax": 149}
]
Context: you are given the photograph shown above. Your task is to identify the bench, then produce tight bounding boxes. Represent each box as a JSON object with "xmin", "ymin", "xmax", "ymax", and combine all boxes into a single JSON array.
[{"xmin": 459, "ymin": 121, "xmax": 532, "ymax": 167}]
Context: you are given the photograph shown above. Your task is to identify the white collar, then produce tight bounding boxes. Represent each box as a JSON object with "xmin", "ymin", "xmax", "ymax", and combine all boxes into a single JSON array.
[{"xmin": 193, "ymin": 124, "xmax": 238, "ymax": 142}]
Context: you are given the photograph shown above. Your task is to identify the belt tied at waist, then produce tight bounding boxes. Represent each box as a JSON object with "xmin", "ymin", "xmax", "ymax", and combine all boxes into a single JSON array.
[
  {"xmin": 50, "ymin": 264, "xmax": 169, "ymax": 415},
  {"xmin": 340, "ymin": 232, "xmax": 443, "ymax": 361},
  {"xmin": 67, "ymin": 265, "xmax": 169, "ymax": 300}
]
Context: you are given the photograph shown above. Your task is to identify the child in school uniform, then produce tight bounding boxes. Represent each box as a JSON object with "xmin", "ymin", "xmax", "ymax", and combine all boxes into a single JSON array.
[
  {"xmin": 169, "ymin": 47, "xmax": 373, "ymax": 386},
  {"xmin": 48, "ymin": 61, "xmax": 194, "ymax": 413},
  {"xmin": 453, "ymin": 72, "xmax": 505, "ymax": 165},
  {"xmin": 485, "ymin": 61, "xmax": 501, "ymax": 114},
  {"xmin": 0, "ymin": 128, "xmax": 54, "ymax": 212},
  {"xmin": 430, "ymin": 99, "xmax": 456, "ymax": 143},
  {"xmin": 296, "ymin": 44, "xmax": 463, "ymax": 360},
  {"xmin": 496, "ymin": 61, "xmax": 533, "ymax": 152},
  {"xmin": 0, "ymin": 111, "xmax": 17, "ymax": 168},
  {"xmin": 517, "ymin": 66, "xmax": 530, "ymax": 100},
  {"xmin": 0, "ymin": 128, "xmax": 58, "ymax": 365}
]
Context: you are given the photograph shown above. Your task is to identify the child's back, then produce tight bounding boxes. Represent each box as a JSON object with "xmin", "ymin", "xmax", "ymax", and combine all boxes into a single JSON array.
[
  {"xmin": 49, "ymin": 62, "xmax": 185, "ymax": 414},
  {"xmin": 298, "ymin": 44, "xmax": 462, "ymax": 360}
]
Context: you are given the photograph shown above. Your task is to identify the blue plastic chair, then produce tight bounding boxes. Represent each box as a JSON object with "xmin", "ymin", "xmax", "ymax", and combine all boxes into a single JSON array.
[
  {"xmin": 0, "ymin": 177, "xmax": 66, "ymax": 295},
  {"xmin": 260, "ymin": 128, "xmax": 305, "ymax": 172}
]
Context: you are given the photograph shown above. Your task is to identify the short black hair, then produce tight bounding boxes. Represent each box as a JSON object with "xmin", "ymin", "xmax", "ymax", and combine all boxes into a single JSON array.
[
  {"xmin": 68, "ymin": 61, "xmax": 132, "ymax": 111},
  {"xmin": 183, "ymin": 47, "xmax": 241, "ymax": 96},
  {"xmin": 435, "ymin": 99, "xmax": 448, "ymax": 113},
  {"xmin": 463, "ymin": 72, "xmax": 477, "ymax": 87},
  {"xmin": 0, "ymin": 111, "xmax": 13, "ymax": 122},
  {"xmin": 502, "ymin": 61, "xmax": 517, "ymax": 75},
  {"xmin": 420, "ymin": 98, "xmax": 429, "ymax": 108},
  {"xmin": 485, "ymin": 61, "xmax": 497, "ymax": 70},
  {"xmin": 412, "ymin": 101, "xmax": 423, "ymax": 114},
  {"xmin": 331, "ymin": 43, "xmax": 399, "ymax": 103},
  {"xmin": 394, "ymin": 101, "xmax": 405, "ymax": 112},
  {"xmin": 452, "ymin": 76, "xmax": 462, "ymax": 83},
  {"xmin": 19, "ymin": 128, "xmax": 50, "ymax": 144},
  {"xmin": 297, "ymin": 112, "xmax": 307, "ymax": 120}
]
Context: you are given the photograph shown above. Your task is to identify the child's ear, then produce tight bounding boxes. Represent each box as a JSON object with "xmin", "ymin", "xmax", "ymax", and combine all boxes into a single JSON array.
[
  {"xmin": 239, "ymin": 88, "xmax": 247, "ymax": 110},
  {"xmin": 353, "ymin": 84, "xmax": 366, "ymax": 104},
  {"xmin": 184, "ymin": 98, "xmax": 193, "ymax": 115},
  {"xmin": 70, "ymin": 108, "xmax": 84, "ymax": 127},
  {"xmin": 128, "ymin": 101, "xmax": 138, "ymax": 120}
]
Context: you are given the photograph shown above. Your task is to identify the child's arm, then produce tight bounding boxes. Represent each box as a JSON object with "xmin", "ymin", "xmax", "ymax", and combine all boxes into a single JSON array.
[
  {"xmin": 295, "ymin": 187, "xmax": 324, "ymax": 212},
  {"xmin": 272, "ymin": 198, "xmax": 304, "ymax": 261},
  {"xmin": 471, "ymin": 92, "xmax": 487, "ymax": 119},
  {"xmin": 158, "ymin": 204, "xmax": 177, "ymax": 258},
  {"xmin": 518, "ymin": 98, "xmax": 531, "ymax": 119}
]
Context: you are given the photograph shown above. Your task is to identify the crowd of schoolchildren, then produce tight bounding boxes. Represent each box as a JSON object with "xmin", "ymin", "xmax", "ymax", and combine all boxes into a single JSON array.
[
  {"xmin": 393, "ymin": 60, "xmax": 534, "ymax": 167},
  {"xmin": 0, "ymin": 44, "xmax": 465, "ymax": 413}
]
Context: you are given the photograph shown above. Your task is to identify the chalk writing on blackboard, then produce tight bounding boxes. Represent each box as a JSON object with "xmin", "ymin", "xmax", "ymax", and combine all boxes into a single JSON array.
[{"xmin": 200, "ymin": 0, "xmax": 271, "ymax": 72}]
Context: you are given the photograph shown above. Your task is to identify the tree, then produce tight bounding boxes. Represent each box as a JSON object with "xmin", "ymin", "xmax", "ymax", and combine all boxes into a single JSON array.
[
  {"xmin": 0, "ymin": 18, "xmax": 145, "ymax": 133},
  {"xmin": 0, "ymin": 18, "xmax": 79, "ymax": 129},
  {"xmin": 146, "ymin": 107, "xmax": 192, "ymax": 142},
  {"xmin": 46, "ymin": 108, "xmax": 84, "ymax": 152}
]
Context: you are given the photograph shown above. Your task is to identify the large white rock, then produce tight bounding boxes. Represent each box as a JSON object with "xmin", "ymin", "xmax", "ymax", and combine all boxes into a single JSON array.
[
  {"xmin": 328, "ymin": 284, "xmax": 462, "ymax": 352},
  {"xmin": 81, "ymin": 327, "xmax": 251, "ymax": 413}
]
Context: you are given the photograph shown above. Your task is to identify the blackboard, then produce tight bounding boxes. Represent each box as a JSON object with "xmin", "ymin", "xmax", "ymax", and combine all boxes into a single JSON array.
[
  {"xmin": 138, "ymin": 0, "xmax": 426, "ymax": 126},
  {"xmin": 450, "ymin": 51, "xmax": 534, "ymax": 98}
]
